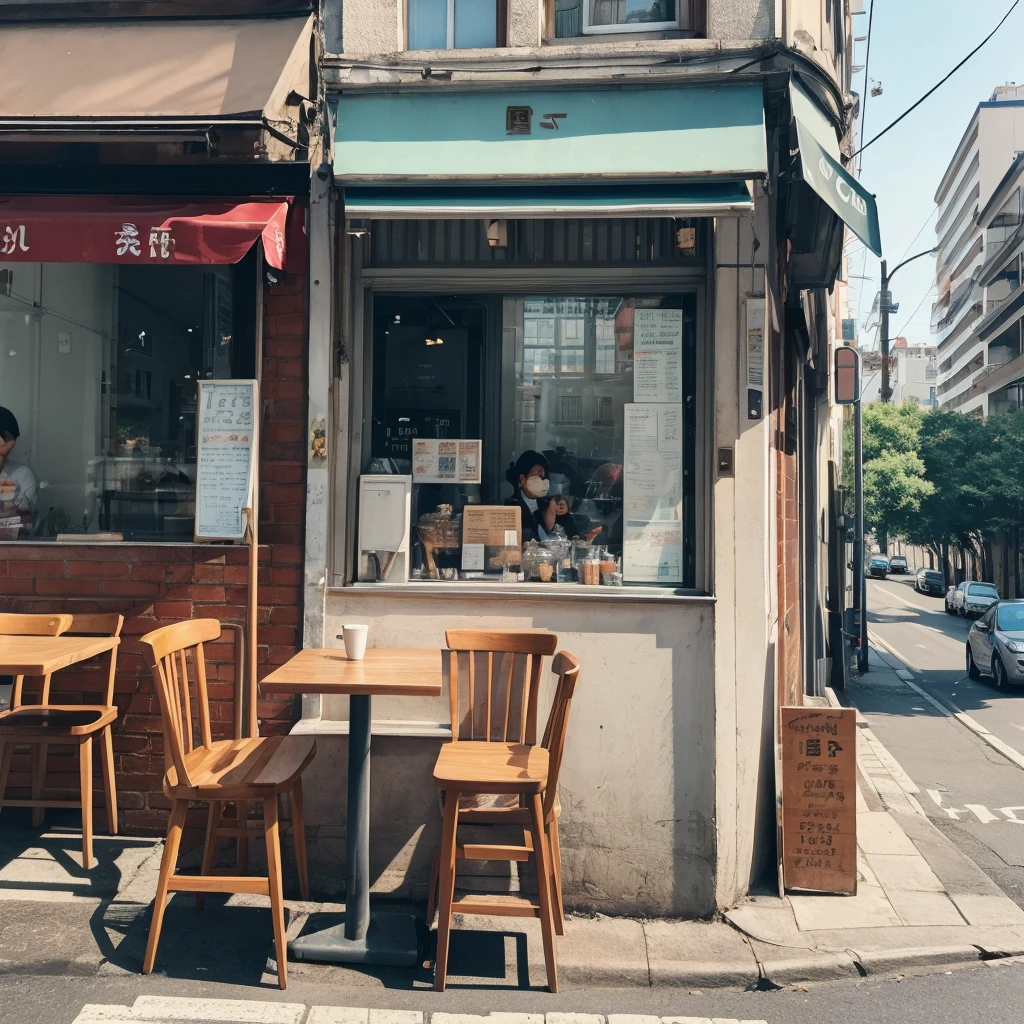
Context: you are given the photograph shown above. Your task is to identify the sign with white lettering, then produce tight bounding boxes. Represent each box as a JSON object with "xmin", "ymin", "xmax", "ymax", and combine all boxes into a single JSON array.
[{"xmin": 194, "ymin": 380, "xmax": 258, "ymax": 542}]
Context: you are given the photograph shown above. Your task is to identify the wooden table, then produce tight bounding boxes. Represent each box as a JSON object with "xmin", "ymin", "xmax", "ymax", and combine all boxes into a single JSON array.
[
  {"xmin": 261, "ymin": 647, "xmax": 443, "ymax": 967},
  {"xmin": 0, "ymin": 635, "xmax": 120, "ymax": 678}
]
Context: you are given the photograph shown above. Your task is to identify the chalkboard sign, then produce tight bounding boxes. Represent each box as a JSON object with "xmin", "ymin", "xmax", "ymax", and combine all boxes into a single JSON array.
[
  {"xmin": 194, "ymin": 380, "xmax": 258, "ymax": 542},
  {"xmin": 781, "ymin": 707, "xmax": 857, "ymax": 895}
]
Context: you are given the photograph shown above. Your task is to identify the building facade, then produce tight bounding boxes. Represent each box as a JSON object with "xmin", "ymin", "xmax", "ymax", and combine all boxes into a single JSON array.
[
  {"xmin": 294, "ymin": 0, "xmax": 874, "ymax": 916},
  {"xmin": 862, "ymin": 339, "xmax": 937, "ymax": 407},
  {"xmin": 0, "ymin": 0, "xmax": 874, "ymax": 919},
  {"xmin": 934, "ymin": 85, "xmax": 1024, "ymax": 415}
]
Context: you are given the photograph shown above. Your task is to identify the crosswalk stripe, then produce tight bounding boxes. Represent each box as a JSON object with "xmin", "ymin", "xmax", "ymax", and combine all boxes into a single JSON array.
[{"xmin": 72, "ymin": 1004, "xmax": 767, "ymax": 1024}]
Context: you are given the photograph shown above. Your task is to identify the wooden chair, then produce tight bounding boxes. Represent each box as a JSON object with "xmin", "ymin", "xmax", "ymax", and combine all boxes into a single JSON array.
[
  {"xmin": 0, "ymin": 613, "xmax": 122, "ymax": 869},
  {"xmin": 429, "ymin": 630, "xmax": 577, "ymax": 992},
  {"xmin": 139, "ymin": 619, "xmax": 315, "ymax": 990}
]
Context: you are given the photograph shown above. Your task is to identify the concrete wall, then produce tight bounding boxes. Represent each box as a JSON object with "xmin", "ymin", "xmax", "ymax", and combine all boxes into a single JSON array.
[
  {"xmin": 708, "ymin": 0, "xmax": 774, "ymax": 40},
  {"xmin": 308, "ymin": 590, "xmax": 717, "ymax": 916},
  {"xmin": 711, "ymin": 203, "xmax": 777, "ymax": 907}
]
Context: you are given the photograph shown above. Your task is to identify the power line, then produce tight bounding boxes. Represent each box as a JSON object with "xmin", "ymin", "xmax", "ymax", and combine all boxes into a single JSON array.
[
  {"xmin": 897, "ymin": 206, "xmax": 938, "ymax": 266},
  {"xmin": 852, "ymin": 0, "xmax": 1023, "ymax": 158},
  {"xmin": 894, "ymin": 285, "xmax": 939, "ymax": 340},
  {"xmin": 856, "ymin": 0, "xmax": 875, "ymax": 177}
]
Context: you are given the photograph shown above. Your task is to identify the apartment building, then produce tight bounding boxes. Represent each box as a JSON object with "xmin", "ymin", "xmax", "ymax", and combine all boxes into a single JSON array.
[
  {"xmin": 934, "ymin": 85, "xmax": 1024, "ymax": 413},
  {"xmin": 862, "ymin": 339, "xmax": 938, "ymax": 407}
]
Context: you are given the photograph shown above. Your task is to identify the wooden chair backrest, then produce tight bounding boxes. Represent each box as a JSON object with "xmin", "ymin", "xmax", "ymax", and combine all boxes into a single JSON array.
[
  {"xmin": 444, "ymin": 629, "xmax": 558, "ymax": 744},
  {"xmin": 540, "ymin": 651, "xmax": 581, "ymax": 819},
  {"xmin": 140, "ymin": 619, "xmax": 235, "ymax": 789},
  {"xmin": 57, "ymin": 613, "xmax": 125, "ymax": 707},
  {"xmin": 0, "ymin": 613, "xmax": 72, "ymax": 636}
]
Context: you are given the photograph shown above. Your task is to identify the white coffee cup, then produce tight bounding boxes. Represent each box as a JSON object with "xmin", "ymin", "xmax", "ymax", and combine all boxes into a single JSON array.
[{"xmin": 340, "ymin": 624, "xmax": 369, "ymax": 661}]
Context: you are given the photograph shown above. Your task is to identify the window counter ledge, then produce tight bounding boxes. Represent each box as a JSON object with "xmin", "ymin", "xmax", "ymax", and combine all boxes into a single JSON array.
[{"xmin": 334, "ymin": 582, "xmax": 715, "ymax": 604}]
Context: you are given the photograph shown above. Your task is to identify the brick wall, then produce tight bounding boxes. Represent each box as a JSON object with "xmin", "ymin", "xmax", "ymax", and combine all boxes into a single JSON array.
[{"xmin": 0, "ymin": 272, "xmax": 308, "ymax": 835}]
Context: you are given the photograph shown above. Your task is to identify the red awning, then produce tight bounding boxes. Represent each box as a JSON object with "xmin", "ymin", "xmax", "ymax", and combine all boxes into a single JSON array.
[{"xmin": 0, "ymin": 197, "xmax": 300, "ymax": 270}]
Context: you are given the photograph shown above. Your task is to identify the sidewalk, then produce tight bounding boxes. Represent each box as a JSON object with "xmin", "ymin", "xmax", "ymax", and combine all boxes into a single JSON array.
[{"xmin": 2, "ymin": 643, "xmax": 1024, "ymax": 994}]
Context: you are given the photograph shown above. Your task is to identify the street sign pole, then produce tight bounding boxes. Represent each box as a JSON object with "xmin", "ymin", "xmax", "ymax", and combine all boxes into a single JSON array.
[
  {"xmin": 855, "ymin": 394, "xmax": 868, "ymax": 672},
  {"xmin": 880, "ymin": 259, "xmax": 891, "ymax": 404}
]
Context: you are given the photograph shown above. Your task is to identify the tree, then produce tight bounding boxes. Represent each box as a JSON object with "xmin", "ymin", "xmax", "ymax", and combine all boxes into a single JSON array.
[{"xmin": 864, "ymin": 449, "xmax": 933, "ymax": 543}]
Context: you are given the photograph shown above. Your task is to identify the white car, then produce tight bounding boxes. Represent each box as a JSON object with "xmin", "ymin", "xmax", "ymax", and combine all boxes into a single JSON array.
[{"xmin": 946, "ymin": 581, "xmax": 1000, "ymax": 618}]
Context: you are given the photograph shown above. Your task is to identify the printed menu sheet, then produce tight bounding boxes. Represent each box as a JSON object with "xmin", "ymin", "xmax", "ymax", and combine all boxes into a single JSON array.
[
  {"xmin": 623, "ymin": 403, "xmax": 683, "ymax": 583},
  {"xmin": 195, "ymin": 380, "xmax": 257, "ymax": 541},
  {"xmin": 412, "ymin": 439, "xmax": 482, "ymax": 484},
  {"xmin": 781, "ymin": 708, "xmax": 857, "ymax": 895},
  {"xmin": 633, "ymin": 308, "xmax": 683, "ymax": 403}
]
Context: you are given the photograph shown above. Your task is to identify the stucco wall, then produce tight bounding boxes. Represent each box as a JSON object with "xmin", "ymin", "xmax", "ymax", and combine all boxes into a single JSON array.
[
  {"xmin": 708, "ymin": 0, "xmax": 775, "ymax": 40},
  {"xmin": 711, "ymin": 203, "xmax": 777, "ymax": 907},
  {"xmin": 302, "ymin": 591, "xmax": 718, "ymax": 917},
  {"xmin": 343, "ymin": 0, "xmax": 399, "ymax": 55}
]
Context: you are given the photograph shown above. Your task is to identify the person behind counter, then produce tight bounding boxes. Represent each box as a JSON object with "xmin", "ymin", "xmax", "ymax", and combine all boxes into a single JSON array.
[
  {"xmin": 0, "ymin": 406, "xmax": 38, "ymax": 536},
  {"xmin": 505, "ymin": 449, "xmax": 601, "ymax": 544}
]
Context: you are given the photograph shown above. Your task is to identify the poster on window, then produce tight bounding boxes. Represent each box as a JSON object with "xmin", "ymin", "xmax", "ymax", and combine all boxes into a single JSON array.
[
  {"xmin": 194, "ymin": 380, "xmax": 258, "ymax": 542},
  {"xmin": 623, "ymin": 403, "xmax": 683, "ymax": 584},
  {"xmin": 412, "ymin": 438, "xmax": 482, "ymax": 484},
  {"xmin": 633, "ymin": 308, "xmax": 683, "ymax": 403}
]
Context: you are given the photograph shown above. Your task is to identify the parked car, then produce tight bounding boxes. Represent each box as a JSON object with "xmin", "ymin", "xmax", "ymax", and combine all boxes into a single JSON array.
[
  {"xmin": 915, "ymin": 568, "xmax": 944, "ymax": 595},
  {"xmin": 867, "ymin": 557, "xmax": 889, "ymax": 579},
  {"xmin": 966, "ymin": 600, "xmax": 1024, "ymax": 687},
  {"xmin": 888, "ymin": 555, "xmax": 909, "ymax": 574},
  {"xmin": 946, "ymin": 581, "xmax": 1000, "ymax": 618}
]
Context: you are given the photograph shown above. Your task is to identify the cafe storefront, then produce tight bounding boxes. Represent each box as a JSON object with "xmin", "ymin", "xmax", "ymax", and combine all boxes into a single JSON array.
[
  {"xmin": 0, "ymin": 12, "xmax": 316, "ymax": 831},
  {"xmin": 298, "ymin": 80, "xmax": 781, "ymax": 917}
]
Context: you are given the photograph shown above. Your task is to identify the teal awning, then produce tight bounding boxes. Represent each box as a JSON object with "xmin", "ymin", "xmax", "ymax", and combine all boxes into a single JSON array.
[
  {"xmin": 343, "ymin": 182, "xmax": 753, "ymax": 219},
  {"xmin": 332, "ymin": 84, "xmax": 767, "ymax": 184},
  {"xmin": 790, "ymin": 80, "xmax": 882, "ymax": 256}
]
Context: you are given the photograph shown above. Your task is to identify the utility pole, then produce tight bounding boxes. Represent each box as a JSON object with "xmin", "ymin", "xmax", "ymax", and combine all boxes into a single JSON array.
[
  {"xmin": 879, "ymin": 248, "xmax": 936, "ymax": 403},
  {"xmin": 880, "ymin": 259, "xmax": 892, "ymax": 403}
]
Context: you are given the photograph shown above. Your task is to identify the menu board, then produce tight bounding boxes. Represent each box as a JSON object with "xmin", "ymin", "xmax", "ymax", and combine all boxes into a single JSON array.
[
  {"xmin": 781, "ymin": 708, "xmax": 857, "ymax": 895},
  {"xmin": 623, "ymin": 403, "xmax": 683, "ymax": 583},
  {"xmin": 633, "ymin": 308, "xmax": 683, "ymax": 403},
  {"xmin": 194, "ymin": 380, "xmax": 258, "ymax": 542},
  {"xmin": 461, "ymin": 505, "xmax": 522, "ymax": 571},
  {"xmin": 412, "ymin": 438, "xmax": 482, "ymax": 485}
]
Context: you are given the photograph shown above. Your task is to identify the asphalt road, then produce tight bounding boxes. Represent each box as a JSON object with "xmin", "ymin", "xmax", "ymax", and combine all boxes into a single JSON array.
[
  {"xmin": 6, "ymin": 958, "xmax": 1024, "ymax": 1024},
  {"xmin": 855, "ymin": 574, "xmax": 1024, "ymax": 907}
]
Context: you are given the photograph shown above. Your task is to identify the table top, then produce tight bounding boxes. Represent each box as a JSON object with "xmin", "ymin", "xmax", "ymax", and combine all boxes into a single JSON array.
[
  {"xmin": 260, "ymin": 647, "xmax": 444, "ymax": 697},
  {"xmin": 0, "ymin": 635, "xmax": 120, "ymax": 676}
]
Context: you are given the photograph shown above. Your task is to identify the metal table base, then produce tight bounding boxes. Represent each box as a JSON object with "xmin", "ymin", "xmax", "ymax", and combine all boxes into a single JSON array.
[{"xmin": 288, "ymin": 693, "xmax": 420, "ymax": 967}]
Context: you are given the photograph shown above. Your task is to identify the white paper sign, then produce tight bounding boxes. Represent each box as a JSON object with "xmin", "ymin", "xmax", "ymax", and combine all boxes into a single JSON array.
[
  {"xmin": 747, "ymin": 297, "xmax": 765, "ymax": 388},
  {"xmin": 194, "ymin": 380, "xmax": 257, "ymax": 541},
  {"xmin": 623, "ymin": 403, "xmax": 684, "ymax": 583},
  {"xmin": 412, "ymin": 438, "xmax": 482, "ymax": 484},
  {"xmin": 633, "ymin": 308, "xmax": 683, "ymax": 403}
]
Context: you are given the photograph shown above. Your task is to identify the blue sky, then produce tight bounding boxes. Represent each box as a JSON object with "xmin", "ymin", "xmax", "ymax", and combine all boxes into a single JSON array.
[{"xmin": 850, "ymin": 0, "xmax": 1024, "ymax": 346}]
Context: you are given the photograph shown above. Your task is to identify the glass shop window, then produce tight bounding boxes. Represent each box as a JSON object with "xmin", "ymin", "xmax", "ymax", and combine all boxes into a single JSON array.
[
  {"xmin": 0, "ymin": 257, "xmax": 255, "ymax": 541},
  {"xmin": 360, "ymin": 293, "xmax": 698, "ymax": 589}
]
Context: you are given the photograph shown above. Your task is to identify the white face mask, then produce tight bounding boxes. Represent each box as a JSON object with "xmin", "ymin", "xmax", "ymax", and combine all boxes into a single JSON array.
[{"xmin": 523, "ymin": 475, "xmax": 550, "ymax": 498}]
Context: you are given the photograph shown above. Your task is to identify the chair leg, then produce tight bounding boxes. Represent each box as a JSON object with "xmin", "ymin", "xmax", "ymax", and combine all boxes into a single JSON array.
[
  {"xmin": 290, "ymin": 781, "xmax": 309, "ymax": 901},
  {"xmin": 79, "ymin": 738, "xmax": 93, "ymax": 870},
  {"xmin": 236, "ymin": 801, "xmax": 249, "ymax": 874},
  {"xmin": 195, "ymin": 801, "xmax": 223, "ymax": 910},
  {"xmin": 101, "ymin": 726, "xmax": 118, "ymax": 836},
  {"xmin": 425, "ymin": 846, "xmax": 441, "ymax": 925},
  {"xmin": 433, "ymin": 787, "xmax": 460, "ymax": 993},
  {"xmin": 0, "ymin": 742, "xmax": 11, "ymax": 817},
  {"xmin": 263, "ymin": 795, "xmax": 288, "ymax": 990},
  {"xmin": 529, "ymin": 793, "xmax": 558, "ymax": 993},
  {"xmin": 31, "ymin": 742, "xmax": 47, "ymax": 828},
  {"xmin": 548, "ymin": 816, "xmax": 565, "ymax": 937},
  {"xmin": 143, "ymin": 799, "xmax": 187, "ymax": 976}
]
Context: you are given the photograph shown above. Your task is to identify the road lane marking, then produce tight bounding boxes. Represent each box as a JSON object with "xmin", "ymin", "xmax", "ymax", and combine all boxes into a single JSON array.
[
  {"xmin": 868, "ymin": 631, "xmax": 1024, "ymax": 773},
  {"xmin": 927, "ymin": 789, "xmax": 966, "ymax": 819},
  {"xmin": 965, "ymin": 804, "xmax": 1000, "ymax": 824},
  {"xmin": 998, "ymin": 807, "xmax": 1024, "ymax": 824}
]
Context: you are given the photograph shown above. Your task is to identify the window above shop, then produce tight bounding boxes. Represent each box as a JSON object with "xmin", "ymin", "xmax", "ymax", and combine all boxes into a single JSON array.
[
  {"xmin": 553, "ymin": 0, "xmax": 702, "ymax": 38},
  {"xmin": 408, "ymin": 0, "xmax": 506, "ymax": 49}
]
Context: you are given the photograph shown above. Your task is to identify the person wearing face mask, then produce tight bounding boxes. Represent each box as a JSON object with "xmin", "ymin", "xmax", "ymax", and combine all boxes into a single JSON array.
[
  {"xmin": 505, "ymin": 450, "xmax": 597, "ymax": 543},
  {"xmin": 0, "ymin": 406, "xmax": 38, "ymax": 537}
]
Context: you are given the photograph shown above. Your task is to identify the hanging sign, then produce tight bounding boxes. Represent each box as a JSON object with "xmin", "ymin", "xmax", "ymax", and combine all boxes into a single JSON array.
[{"xmin": 194, "ymin": 380, "xmax": 258, "ymax": 542}]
